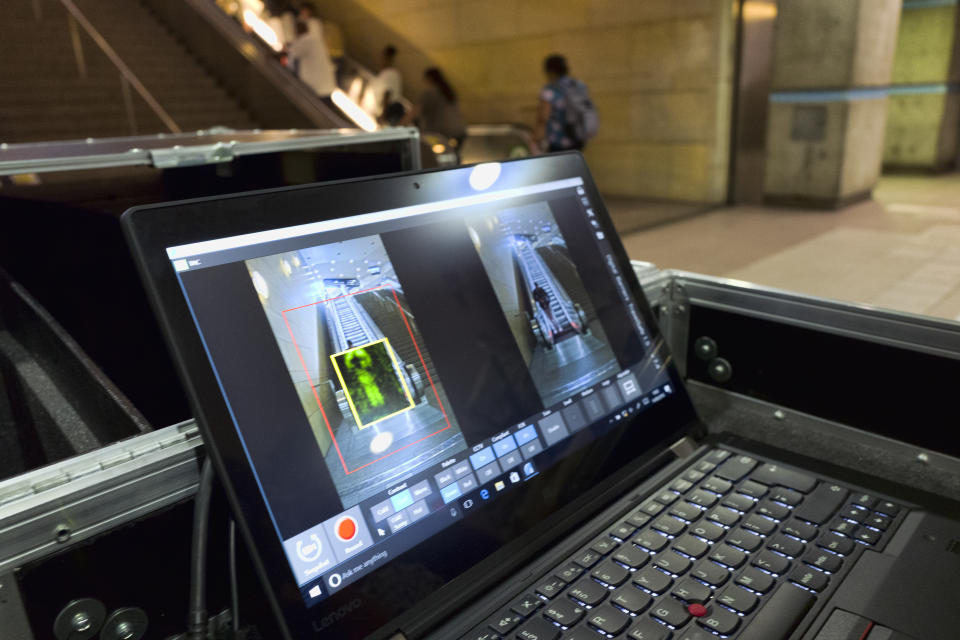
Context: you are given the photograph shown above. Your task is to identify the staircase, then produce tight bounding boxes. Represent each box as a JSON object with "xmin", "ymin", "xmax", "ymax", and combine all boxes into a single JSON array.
[{"xmin": 0, "ymin": 0, "xmax": 258, "ymax": 144}]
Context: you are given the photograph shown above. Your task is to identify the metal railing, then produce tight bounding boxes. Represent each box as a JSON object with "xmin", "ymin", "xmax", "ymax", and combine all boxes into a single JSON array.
[{"xmin": 50, "ymin": 0, "xmax": 181, "ymax": 134}]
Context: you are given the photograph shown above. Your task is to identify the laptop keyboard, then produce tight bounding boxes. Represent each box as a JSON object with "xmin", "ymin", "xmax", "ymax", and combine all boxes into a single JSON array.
[{"xmin": 462, "ymin": 448, "xmax": 905, "ymax": 640}]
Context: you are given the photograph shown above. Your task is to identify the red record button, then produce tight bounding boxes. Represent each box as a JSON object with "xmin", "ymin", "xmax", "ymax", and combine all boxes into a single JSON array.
[
  {"xmin": 335, "ymin": 516, "xmax": 358, "ymax": 542},
  {"xmin": 688, "ymin": 603, "xmax": 707, "ymax": 617}
]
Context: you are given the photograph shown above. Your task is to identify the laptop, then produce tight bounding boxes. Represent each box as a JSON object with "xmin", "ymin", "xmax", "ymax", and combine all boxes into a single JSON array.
[{"xmin": 121, "ymin": 153, "xmax": 960, "ymax": 640}]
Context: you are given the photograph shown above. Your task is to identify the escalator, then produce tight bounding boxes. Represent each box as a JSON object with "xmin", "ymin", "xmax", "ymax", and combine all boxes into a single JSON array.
[{"xmin": 512, "ymin": 235, "xmax": 588, "ymax": 347}]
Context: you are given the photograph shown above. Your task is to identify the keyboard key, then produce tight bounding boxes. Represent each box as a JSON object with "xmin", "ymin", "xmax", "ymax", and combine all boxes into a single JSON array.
[
  {"xmin": 572, "ymin": 549, "xmax": 602, "ymax": 569},
  {"xmin": 610, "ymin": 522, "xmax": 638, "ymax": 540},
  {"xmin": 693, "ymin": 460, "xmax": 717, "ymax": 474},
  {"xmin": 690, "ymin": 559, "xmax": 729, "ymax": 587},
  {"xmin": 704, "ymin": 449, "xmax": 732, "ymax": 464},
  {"xmin": 587, "ymin": 604, "xmax": 630, "ymax": 636},
  {"xmin": 633, "ymin": 567, "xmax": 673, "ymax": 593},
  {"xmin": 769, "ymin": 487, "xmax": 803, "ymax": 506},
  {"xmin": 509, "ymin": 594, "xmax": 543, "ymax": 617},
  {"xmin": 735, "ymin": 567, "xmax": 775, "ymax": 593},
  {"xmin": 840, "ymin": 506, "xmax": 868, "ymax": 522},
  {"xmin": 687, "ymin": 489, "xmax": 719, "ymax": 508},
  {"xmin": 688, "ymin": 520, "xmax": 725, "ymax": 541},
  {"xmin": 654, "ymin": 490, "xmax": 680, "ymax": 505},
  {"xmin": 791, "ymin": 483, "xmax": 848, "ymax": 525},
  {"xmin": 715, "ymin": 585, "xmax": 758, "ymax": 613},
  {"xmin": 818, "ymin": 532, "xmax": 855, "ymax": 555},
  {"xmin": 742, "ymin": 514, "xmax": 777, "ymax": 535},
  {"xmin": 722, "ymin": 493, "xmax": 755, "ymax": 512},
  {"xmin": 767, "ymin": 534, "xmax": 805, "ymax": 558},
  {"xmin": 568, "ymin": 577, "xmax": 608, "ymax": 606},
  {"xmin": 854, "ymin": 528, "xmax": 882, "ymax": 545},
  {"xmin": 682, "ymin": 469, "xmax": 705, "ymax": 483},
  {"xmin": 715, "ymin": 455, "xmax": 758, "ymax": 481},
  {"xmin": 516, "ymin": 617, "xmax": 560, "ymax": 640},
  {"xmin": 487, "ymin": 610, "xmax": 522, "ymax": 634},
  {"xmin": 671, "ymin": 578, "xmax": 711, "ymax": 604},
  {"xmin": 652, "ymin": 515, "xmax": 686, "ymax": 536},
  {"xmin": 702, "ymin": 476, "xmax": 732, "ymax": 494},
  {"xmin": 556, "ymin": 563, "xmax": 583, "ymax": 582},
  {"xmin": 875, "ymin": 500, "xmax": 901, "ymax": 516},
  {"xmin": 627, "ymin": 618, "xmax": 671, "ymax": 640},
  {"xmin": 543, "ymin": 598, "xmax": 585, "ymax": 626},
  {"xmin": 650, "ymin": 596, "xmax": 691, "ymax": 627},
  {"xmin": 613, "ymin": 544, "xmax": 650, "ymax": 569},
  {"xmin": 592, "ymin": 560, "xmax": 630, "ymax": 586},
  {"xmin": 634, "ymin": 529, "xmax": 670, "ymax": 552},
  {"xmin": 589, "ymin": 536, "xmax": 618, "ymax": 554},
  {"xmin": 708, "ymin": 543, "xmax": 746, "ymax": 569},
  {"xmin": 463, "ymin": 629, "xmax": 500, "ymax": 640},
  {"xmin": 611, "ymin": 585, "xmax": 652, "ymax": 614},
  {"xmin": 672, "ymin": 533, "xmax": 709, "ymax": 558},
  {"xmin": 671, "ymin": 478, "xmax": 694, "ymax": 493},
  {"xmin": 803, "ymin": 549, "xmax": 842, "ymax": 573},
  {"xmin": 627, "ymin": 511, "xmax": 652, "ymax": 528},
  {"xmin": 535, "ymin": 577, "xmax": 565, "ymax": 599},
  {"xmin": 756, "ymin": 499, "xmax": 790, "ymax": 521},
  {"xmin": 737, "ymin": 479, "xmax": 769, "ymax": 499},
  {"xmin": 678, "ymin": 630, "xmax": 715, "ymax": 640},
  {"xmin": 851, "ymin": 493, "xmax": 878, "ymax": 509},
  {"xmin": 726, "ymin": 528, "xmax": 763, "ymax": 552},
  {"xmin": 865, "ymin": 513, "xmax": 891, "ymax": 531},
  {"xmin": 560, "ymin": 629, "xmax": 596, "ymax": 640},
  {"xmin": 782, "ymin": 518, "xmax": 818, "ymax": 541},
  {"xmin": 829, "ymin": 519, "xmax": 859, "ymax": 536},
  {"xmin": 752, "ymin": 549, "xmax": 790, "ymax": 575},
  {"xmin": 641, "ymin": 501, "xmax": 666, "ymax": 516},
  {"xmin": 705, "ymin": 506, "xmax": 740, "ymax": 526},
  {"xmin": 735, "ymin": 583, "xmax": 815, "ymax": 640},
  {"xmin": 652, "ymin": 550, "xmax": 691, "ymax": 575},
  {"xmin": 749, "ymin": 464, "xmax": 817, "ymax": 493},
  {"xmin": 698, "ymin": 604, "xmax": 740, "ymax": 635},
  {"xmin": 789, "ymin": 565, "xmax": 829, "ymax": 592},
  {"xmin": 669, "ymin": 502, "xmax": 703, "ymax": 523}
]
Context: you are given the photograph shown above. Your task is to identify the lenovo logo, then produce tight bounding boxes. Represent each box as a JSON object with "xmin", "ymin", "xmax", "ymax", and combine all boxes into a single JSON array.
[{"xmin": 313, "ymin": 598, "xmax": 363, "ymax": 631}]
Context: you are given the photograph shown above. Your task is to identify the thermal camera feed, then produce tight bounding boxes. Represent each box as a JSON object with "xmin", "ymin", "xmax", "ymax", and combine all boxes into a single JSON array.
[{"xmin": 246, "ymin": 235, "xmax": 466, "ymax": 508}]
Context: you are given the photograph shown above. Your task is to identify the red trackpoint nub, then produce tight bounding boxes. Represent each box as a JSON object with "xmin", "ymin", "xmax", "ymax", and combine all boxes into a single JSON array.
[{"xmin": 688, "ymin": 603, "xmax": 708, "ymax": 617}]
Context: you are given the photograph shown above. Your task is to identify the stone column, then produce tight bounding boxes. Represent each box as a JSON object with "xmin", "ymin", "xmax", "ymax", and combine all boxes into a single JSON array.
[
  {"xmin": 885, "ymin": 0, "xmax": 960, "ymax": 171},
  {"xmin": 763, "ymin": 0, "xmax": 902, "ymax": 208}
]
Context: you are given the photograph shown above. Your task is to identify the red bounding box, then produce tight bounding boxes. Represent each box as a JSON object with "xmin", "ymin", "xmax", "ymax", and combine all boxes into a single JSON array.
[{"xmin": 281, "ymin": 285, "xmax": 452, "ymax": 475}]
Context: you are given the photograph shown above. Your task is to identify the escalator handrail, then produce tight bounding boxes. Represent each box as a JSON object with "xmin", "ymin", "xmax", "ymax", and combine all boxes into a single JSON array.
[{"xmin": 515, "ymin": 240, "xmax": 578, "ymax": 327}]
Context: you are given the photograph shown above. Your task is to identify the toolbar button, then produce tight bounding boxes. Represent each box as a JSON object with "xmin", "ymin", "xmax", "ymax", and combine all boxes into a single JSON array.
[{"xmin": 538, "ymin": 413, "xmax": 570, "ymax": 447}]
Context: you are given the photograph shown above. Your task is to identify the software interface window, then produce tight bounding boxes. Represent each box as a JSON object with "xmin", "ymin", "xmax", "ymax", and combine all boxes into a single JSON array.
[{"xmin": 247, "ymin": 237, "xmax": 466, "ymax": 509}]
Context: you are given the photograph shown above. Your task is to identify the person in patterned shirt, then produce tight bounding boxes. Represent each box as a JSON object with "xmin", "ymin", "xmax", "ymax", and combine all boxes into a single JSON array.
[{"xmin": 534, "ymin": 54, "xmax": 589, "ymax": 153}]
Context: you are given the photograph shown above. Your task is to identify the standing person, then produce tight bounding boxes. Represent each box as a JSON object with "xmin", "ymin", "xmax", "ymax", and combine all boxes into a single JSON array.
[
  {"xmin": 534, "ymin": 54, "xmax": 598, "ymax": 152},
  {"xmin": 413, "ymin": 67, "xmax": 466, "ymax": 147},
  {"xmin": 286, "ymin": 21, "xmax": 336, "ymax": 99}
]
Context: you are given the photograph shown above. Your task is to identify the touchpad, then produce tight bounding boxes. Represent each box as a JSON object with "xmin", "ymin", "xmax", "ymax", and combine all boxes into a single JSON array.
[{"xmin": 827, "ymin": 512, "xmax": 960, "ymax": 640}]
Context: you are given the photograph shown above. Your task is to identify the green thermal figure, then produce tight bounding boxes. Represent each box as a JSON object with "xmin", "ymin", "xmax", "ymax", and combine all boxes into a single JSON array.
[{"xmin": 345, "ymin": 348, "xmax": 385, "ymax": 408}]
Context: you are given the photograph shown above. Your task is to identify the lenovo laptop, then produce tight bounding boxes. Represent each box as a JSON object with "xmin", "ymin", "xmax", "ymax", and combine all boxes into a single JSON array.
[{"xmin": 122, "ymin": 153, "xmax": 960, "ymax": 640}]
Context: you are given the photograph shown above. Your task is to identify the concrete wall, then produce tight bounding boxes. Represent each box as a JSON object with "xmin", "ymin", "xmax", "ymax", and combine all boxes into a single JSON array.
[
  {"xmin": 764, "ymin": 0, "xmax": 901, "ymax": 207},
  {"xmin": 318, "ymin": 0, "xmax": 736, "ymax": 202},
  {"xmin": 884, "ymin": 2, "xmax": 960, "ymax": 170}
]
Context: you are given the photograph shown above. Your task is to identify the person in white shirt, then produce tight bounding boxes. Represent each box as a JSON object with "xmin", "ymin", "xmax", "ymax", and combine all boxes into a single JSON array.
[
  {"xmin": 286, "ymin": 21, "xmax": 336, "ymax": 98},
  {"xmin": 373, "ymin": 45, "xmax": 402, "ymax": 117}
]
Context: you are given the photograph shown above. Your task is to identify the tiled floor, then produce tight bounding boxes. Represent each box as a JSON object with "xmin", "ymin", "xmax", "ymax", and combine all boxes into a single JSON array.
[{"xmin": 616, "ymin": 173, "xmax": 960, "ymax": 322}]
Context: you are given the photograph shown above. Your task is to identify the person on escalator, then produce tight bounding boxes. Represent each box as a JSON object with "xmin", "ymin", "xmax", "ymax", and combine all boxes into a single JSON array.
[
  {"xmin": 532, "ymin": 284, "xmax": 560, "ymax": 336},
  {"xmin": 286, "ymin": 21, "xmax": 336, "ymax": 100},
  {"xmin": 372, "ymin": 45, "xmax": 403, "ymax": 120},
  {"xmin": 406, "ymin": 68, "xmax": 467, "ymax": 152}
]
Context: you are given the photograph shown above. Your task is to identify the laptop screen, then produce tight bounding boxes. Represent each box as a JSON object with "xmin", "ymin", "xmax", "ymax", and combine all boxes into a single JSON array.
[{"xmin": 164, "ymin": 161, "xmax": 678, "ymax": 613}]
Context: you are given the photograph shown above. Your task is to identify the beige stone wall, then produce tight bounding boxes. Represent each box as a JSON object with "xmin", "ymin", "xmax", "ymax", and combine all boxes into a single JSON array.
[{"xmin": 319, "ymin": 0, "xmax": 736, "ymax": 201}]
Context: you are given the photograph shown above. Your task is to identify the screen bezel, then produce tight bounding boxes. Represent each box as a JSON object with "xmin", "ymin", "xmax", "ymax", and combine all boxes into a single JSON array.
[{"xmin": 122, "ymin": 153, "xmax": 701, "ymax": 639}]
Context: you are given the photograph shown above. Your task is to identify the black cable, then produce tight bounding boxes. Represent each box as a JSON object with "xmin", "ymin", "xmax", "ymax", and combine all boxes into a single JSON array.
[
  {"xmin": 229, "ymin": 518, "xmax": 240, "ymax": 634},
  {"xmin": 188, "ymin": 457, "xmax": 215, "ymax": 640}
]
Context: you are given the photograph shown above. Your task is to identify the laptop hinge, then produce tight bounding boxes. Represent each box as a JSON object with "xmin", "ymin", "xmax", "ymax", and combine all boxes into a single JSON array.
[
  {"xmin": 386, "ymin": 633, "xmax": 407, "ymax": 640},
  {"xmin": 669, "ymin": 436, "xmax": 698, "ymax": 459}
]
